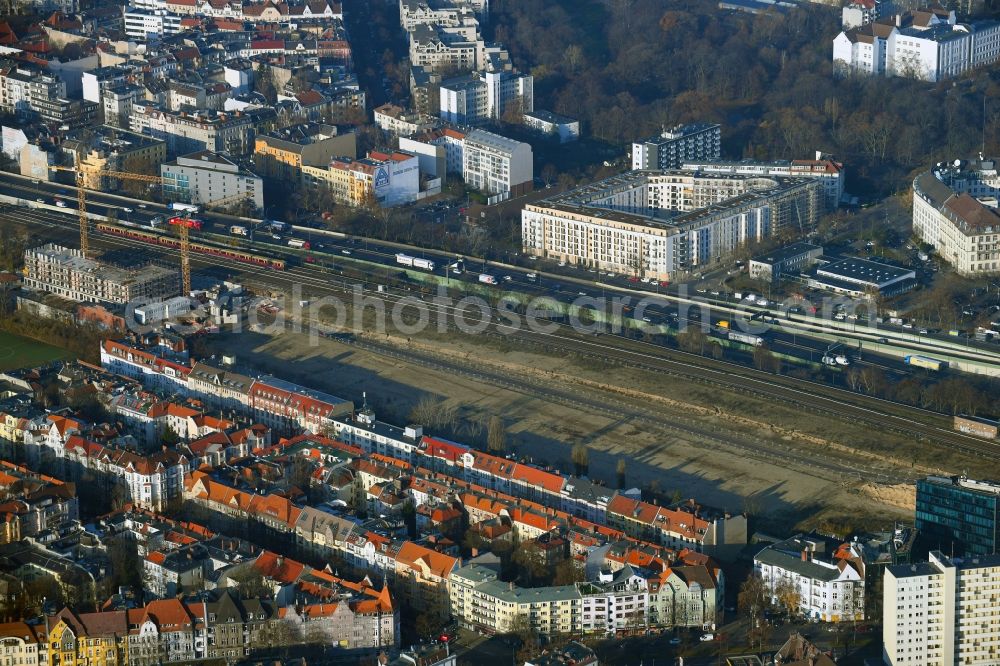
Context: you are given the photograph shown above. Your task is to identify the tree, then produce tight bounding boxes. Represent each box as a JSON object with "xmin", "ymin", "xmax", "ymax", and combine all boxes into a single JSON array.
[
  {"xmin": 774, "ymin": 578, "xmax": 801, "ymax": 617},
  {"xmin": 487, "ymin": 415, "xmax": 506, "ymax": 453},
  {"xmin": 161, "ymin": 425, "xmax": 181, "ymax": 446},
  {"xmin": 228, "ymin": 566, "xmax": 272, "ymax": 599},
  {"xmin": 616, "ymin": 458, "xmax": 627, "ymax": 489},
  {"xmin": 571, "ymin": 443, "xmax": 590, "ymax": 476},
  {"xmin": 552, "ymin": 558, "xmax": 584, "ymax": 585},
  {"xmin": 738, "ymin": 574, "xmax": 769, "ymax": 650}
]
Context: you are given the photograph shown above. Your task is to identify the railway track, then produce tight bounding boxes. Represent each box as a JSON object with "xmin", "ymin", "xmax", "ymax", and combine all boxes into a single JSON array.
[{"xmin": 8, "ymin": 209, "xmax": 996, "ymax": 471}]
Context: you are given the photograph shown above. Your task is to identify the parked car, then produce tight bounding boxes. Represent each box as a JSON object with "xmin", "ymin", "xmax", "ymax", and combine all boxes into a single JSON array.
[{"xmin": 700, "ymin": 633, "xmax": 715, "ymax": 642}]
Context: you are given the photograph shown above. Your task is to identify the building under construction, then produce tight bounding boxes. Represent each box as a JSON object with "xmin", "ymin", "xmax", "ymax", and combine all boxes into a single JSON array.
[{"xmin": 23, "ymin": 243, "xmax": 180, "ymax": 304}]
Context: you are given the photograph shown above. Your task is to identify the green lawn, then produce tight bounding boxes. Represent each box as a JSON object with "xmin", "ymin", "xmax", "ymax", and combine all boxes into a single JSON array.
[{"xmin": 0, "ymin": 330, "xmax": 70, "ymax": 371}]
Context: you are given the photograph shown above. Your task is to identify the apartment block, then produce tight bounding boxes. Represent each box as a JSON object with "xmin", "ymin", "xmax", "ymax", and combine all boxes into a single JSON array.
[
  {"xmin": 161, "ymin": 150, "xmax": 264, "ymax": 209},
  {"xmin": 833, "ymin": 6, "xmax": 1000, "ymax": 82},
  {"xmin": 754, "ymin": 534, "xmax": 866, "ymax": 622},
  {"xmin": 439, "ymin": 70, "xmax": 533, "ymax": 124},
  {"xmin": 682, "ymin": 152, "xmax": 845, "ymax": 209},
  {"xmin": 883, "ymin": 551, "xmax": 1000, "ymax": 665},
  {"xmin": 916, "ymin": 475, "xmax": 1000, "ymax": 556},
  {"xmin": 23, "ymin": 244, "xmax": 180, "ymax": 305},
  {"xmin": 912, "ymin": 160, "xmax": 1000, "ymax": 276},
  {"xmin": 631, "ymin": 123, "xmax": 721, "ymax": 171},
  {"xmin": 524, "ymin": 110, "xmax": 580, "ymax": 143},
  {"xmin": 374, "ymin": 103, "xmax": 441, "ymax": 136},
  {"xmin": 253, "ymin": 123, "xmax": 357, "ymax": 181},
  {"xmin": 302, "ymin": 150, "xmax": 420, "ymax": 207},
  {"xmin": 130, "ymin": 104, "xmax": 267, "ymax": 157},
  {"xmin": 123, "ymin": 7, "xmax": 184, "ymax": 39},
  {"xmin": 462, "ymin": 129, "xmax": 533, "ymax": 196},
  {"xmin": 522, "ymin": 170, "xmax": 820, "ymax": 281},
  {"xmin": 63, "ymin": 126, "xmax": 167, "ymax": 190}
]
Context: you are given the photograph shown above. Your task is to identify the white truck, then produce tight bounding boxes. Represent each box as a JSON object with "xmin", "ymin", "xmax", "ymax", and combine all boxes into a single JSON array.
[
  {"xmin": 287, "ymin": 238, "xmax": 310, "ymax": 249},
  {"xmin": 230, "ymin": 225, "xmax": 248, "ymax": 236},
  {"xmin": 396, "ymin": 253, "xmax": 435, "ymax": 271},
  {"xmin": 479, "ymin": 273, "xmax": 497, "ymax": 285}
]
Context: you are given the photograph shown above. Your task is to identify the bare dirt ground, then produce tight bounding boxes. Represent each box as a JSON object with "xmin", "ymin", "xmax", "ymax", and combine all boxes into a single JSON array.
[{"xmin": 204, "ymin": 325, "xmax": 947, "ymax": 534}]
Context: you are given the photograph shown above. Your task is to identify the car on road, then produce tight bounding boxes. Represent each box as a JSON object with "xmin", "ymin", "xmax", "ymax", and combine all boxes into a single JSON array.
[
  {"xmin": 341, "ymin": 249, "xmax": 352, "ymax": 255},
  {"xmin": 668, "ymin": 637, "xmax": 681, "ymax": 646},
  {"xmin": 627, "ymin": 276, "xmax": 639, "ymax": 283},
  {"xmin": 640, "ymin": 277, "xmax": 651, "ymax": 283},
  {"xmin": 878, "ymin": 337, "xmax": 888, "ymax": 343},
  {"xmin": 578, "ymin": 291, "xmax": 588, "ymax": 296},
  {"xmin": 503, "ymin": 275, "xmax": 513, "ymax": 282},
  {"xmin": 122, "ymin": 207, "xmax": 133, "ymax": 213},
  {"xmin": 35, "ymin": 197, "xmax": 44, "ymax": 203},
  {"xmin": 700, "ymin": 633, "xmax": 715, "ymax": 642},
  {"xmin": 558, "ymin": 260, "xmax": 566, "ymax": 267},
  {"xmin": 272, "ymin": 234, "xmax": 281, "ymax": 240},
  {"xmin": 55, "ymin": 200, "xmax": 67, "ymax": 207},
  {"xmin": 138, "ymin": 203, "xmax": 147, "ymax": 208},
  {"xmin": 526, "ymin": 272, "xmax": 537, "ymax": 280},
  {"xmin": 642, "ymin": 317, "xmax": 652, "ymax": 323}
]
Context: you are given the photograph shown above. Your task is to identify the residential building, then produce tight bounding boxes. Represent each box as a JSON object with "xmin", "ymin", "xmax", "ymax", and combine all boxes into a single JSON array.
[
  {"xmin": 408, "ymin": 22, "xmax": 484, "ymax": 72},
  {"xmin": 0, "ymin": 622, "xmax": 46, "ymax": 666},
  {"xmin": 754, "ymin": 534, "xmax": 865, "ymax": 622},
  {"xmin": 123, "ymin": 7, "xmax": 184, "ymax": 40},
  {"xmin": 833, "ymin": 7, "xmax": 1000, "ymax": 81},
  {"xmin": 439, "ymin": 70, "xmax": 533, "ymax": 124},
  {"xmin": 682, "ymin": 153, "xmax": 845, "ymax": 209},
  {"xmin": 248, "ymin": 375, "xmax": 353, "ymax": 433},
  {"xmin": 749, "ymin": 242, "xmax": 823, "ymax": 281},
  {"xmin": 631, "ymin": 123, "xmax": 721, "ymax": 171},
  {"xmin": 303, "ymin": 150, "xmax": 421, "ymax": 207},
  {"xmin": 23, "ymin": 244, "xmax": 180, "ymax": 305},
  {"xmin": 522, "ymin": 170, "xmax": 820, "ymax": 280},
  {"xmin": 606, "ymin": 495, "xmax": 747, "ymax": 561},
  {"xmin": 916, "ymin": 475, "xmax": 1000, "ymax": 556},
  {"xmin": 523, "ymin": 110, "xmax": 580, "ymax": 143},
  {"xmin": 399, "ymin": 0, "xmax": 480, "ymax": 31},
  {"xmin": 130, "ymin": 104, "xmax": 266, "ymax": 157},
  {"xmin": 462, "ymin": 129, "xmax": 532, "ymax": 196},
  {"xmin": 912, "ymin": 160, "xmax": 1000, "ymax": 276},
  {"xmin": 883, "ymin": 550, "xmax": 1000, "ymax": 665},
  {"xmin": 842, "ymin": 0, "xmax": 887, "ymax": 29},
  {"xmin": 374, "ymin": 104, "xmax": 440, "ymax": 136},
  {"xmin": 253, "ymin": 123, "xmax": 357, "ymax": 181},
  {"xmin": 63, "ymin": 126, "xmax": 167, "ymax": 190},
  {"xmin": 161, "ymin": 150, "xmax": 264, "ymax": 209}
]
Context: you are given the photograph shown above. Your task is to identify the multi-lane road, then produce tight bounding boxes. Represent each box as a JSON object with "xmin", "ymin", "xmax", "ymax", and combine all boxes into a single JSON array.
[{"xmin": 4, "ymin": 171, "xmax": 998, "ymax": 377}]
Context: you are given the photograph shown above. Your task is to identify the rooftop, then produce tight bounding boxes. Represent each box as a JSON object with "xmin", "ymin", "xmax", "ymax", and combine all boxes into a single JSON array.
[{"xmin": 816, "ymin": 257, "xmax": 915, "ymax": 286}]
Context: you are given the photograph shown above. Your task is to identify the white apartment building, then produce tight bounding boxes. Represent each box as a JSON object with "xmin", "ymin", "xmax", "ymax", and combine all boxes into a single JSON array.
[
  {"xmin": 123, "ymin": 7, "xmax": 184, "ymax": 40},
  {"xmin": 462, "ymin": 129, "xmax": 532, "ymax": 196},
  {"xmin": 754, "ymin": 534, "xmax": 866, "ymax": 623},
  {"xmin": 833, "ymin": 7, "xmax": 1000, "ymax": 81},
  {"xmin": 408, "ymin": 22, "xmax": 483, "ymax": 72},
  {"xmin": 161, "ymin": 150, "xmax": 264, "ymax": 209},
  {"xmin": 0, "ymin": 66, "xmax": 67, "ymax": 121},
  {"xmin": 631, "ymin": 123, "xmax": 720, "ymax": 171},
  {"xmin": 842, "ymin": 0, "xmax": 886, "ymax": 29},
  {"xmin": 330, "ymin": 402, "xmax": 424, "ymax": 463},
  {"xmin": 683, "ymin": 153, "xmax": 845, "ymax": 210},
  {"xmin": 399, "ymin": 0, "xmax": 479, "ymax": 31},
  {"xmin": 439, "ymin": 70, "xmax": 533, "ymax": 124},
  {"xmin": 521, "ymin": 170, "xmax": 820, "ymax": 280},
  {"xmin": 373, "ymin": 103, "xmax": 440, "ymax": 136},
  {"xmin": 883, "ymin": 551, "xmax": 1000, "ymax": 666},
  {"xmin": 912, "ymin": 160, "xmax": 1000, "ymax": 275}
]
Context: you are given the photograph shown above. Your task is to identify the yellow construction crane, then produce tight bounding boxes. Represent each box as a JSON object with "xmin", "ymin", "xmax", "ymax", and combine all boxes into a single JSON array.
[
  {"xmin": 51, "ymin": 166, "xmax": 162, "ymax": 259},
  {"xmin": 51, "ymin": 164, "xmax": 256, "ymax": 294}
]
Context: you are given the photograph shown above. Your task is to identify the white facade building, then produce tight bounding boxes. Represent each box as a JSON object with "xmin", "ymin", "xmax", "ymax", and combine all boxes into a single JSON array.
[
  {"xmin": 833, "ymin": 7, "xmax": 1000, "ymax": 81},
  {"xmin": 883, "ymin": 551, "xmax": 1000, "ymax": 666},
  {"xmin": 754, "ymin": 534, "xmax": 866, "ymax": 623},
  {"xmin": 123, "ymin": 7, "xmax": 183, "ymax": 40},
  {"xmin": 683, "ymin": 153, "xmax": 845, "ymax": 209},
  {"xmin": 439, "ymin": 71, "xmax": 533, "ymax": 124},
  {"xmin": 161, "ymin": 150, "xmax": 264, "ymax": 210},
  {"xmin": 462, "ymin": 129, "xmax": 532, "ymax": 196},
  {"xmin": 912, "ymin": 160, "xmax": 1000, "ymax": 276},
  {"xmin": 521, "ymin": 171, "xmax": 820, "ymax": 280}
]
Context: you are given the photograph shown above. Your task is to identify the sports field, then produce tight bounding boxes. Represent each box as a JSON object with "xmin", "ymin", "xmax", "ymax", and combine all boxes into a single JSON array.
[{"xmin": 0, "ymin": 330, "xmax": 70, "ymax": 371}]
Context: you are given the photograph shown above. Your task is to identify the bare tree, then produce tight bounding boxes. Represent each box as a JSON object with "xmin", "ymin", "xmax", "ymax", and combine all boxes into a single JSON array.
[{"xmin": 487, "ymin": 415, "xmax": 505, "ymax": 453}]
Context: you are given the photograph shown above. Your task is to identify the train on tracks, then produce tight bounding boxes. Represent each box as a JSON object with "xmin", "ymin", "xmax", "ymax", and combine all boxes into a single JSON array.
[{"xmin": 96, "ymin": 222, "xmax": 286, "ymax": 270}]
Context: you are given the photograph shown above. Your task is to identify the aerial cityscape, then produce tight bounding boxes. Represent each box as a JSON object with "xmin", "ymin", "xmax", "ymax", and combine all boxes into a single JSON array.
[{"xmin": 0, "ymin": 0, "xmax": 998, "ymax": 664}]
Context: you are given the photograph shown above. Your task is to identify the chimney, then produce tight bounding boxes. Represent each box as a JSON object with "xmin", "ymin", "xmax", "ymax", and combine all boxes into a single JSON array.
[{"xmin": 801, "ymin": 550, "xmax": 809, "ymax": 562}]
